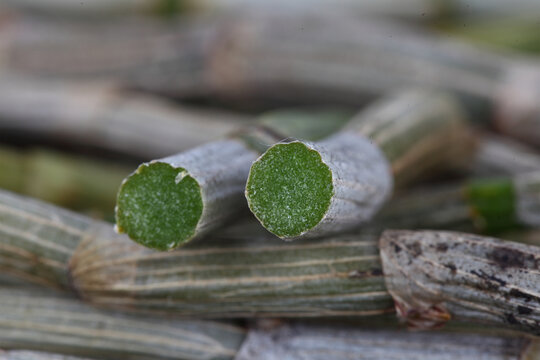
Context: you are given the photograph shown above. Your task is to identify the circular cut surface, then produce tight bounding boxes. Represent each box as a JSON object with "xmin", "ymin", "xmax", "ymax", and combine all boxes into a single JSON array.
[
  {"xmin": 116, "ymin": 162, "xmax": 202, "ymax": 250},
  {"xmin": 246, "ymin": 142, "xmax": 333, "ymax": 238}
]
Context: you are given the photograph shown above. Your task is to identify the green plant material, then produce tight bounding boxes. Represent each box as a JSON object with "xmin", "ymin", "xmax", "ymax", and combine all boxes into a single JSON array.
[
  {"xmin": 0, "ymin": 146, "xmax": 131, "ymax": 217},
  {"xmin": 257, "ymin": 109, "xmax": 355, "ymax": 142},
  {"xmin": 0, "ymin": 288, "xmax": 244, "ymax": 360},
  {"xmin": 246, "ymin": 90, "xmax": 474, "ymax": 239},
  {"xmin": 246, "ymin": 142, "xmax": 333, "ymax": 238},
  {"xmin": 116, "ymin": 109, "xmax": 352, "ymax": 250},
  {"xmin": 438, "ymin": 17, "xmax": 540, "ymax": 54},
  {"xmin": 376, "ymin": 171, "xmax": 540, "ymax": 235},
  {"xmin": 465, "ymin": 178, "xmax": 516, "ymax": 233},
  {"xmin": 116, "ymin": 162, "xmax": 202, "ymax": 250}
]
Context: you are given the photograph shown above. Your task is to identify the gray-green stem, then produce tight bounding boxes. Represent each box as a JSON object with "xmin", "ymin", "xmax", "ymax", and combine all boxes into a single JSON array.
[
  {"xmin": 245, "ymin": 90, "xmax": 475, "ymax": 239},
  {"xmin": 0, "ymin": 288, "xmax": 244, "ymax": 360},
  {"xmin": 115, "ymin": 109, "xmax": 353, "ymax": 250},
  {"xmin": 236, "ymin": 322, "xmax": 534, "ymax": 360}
]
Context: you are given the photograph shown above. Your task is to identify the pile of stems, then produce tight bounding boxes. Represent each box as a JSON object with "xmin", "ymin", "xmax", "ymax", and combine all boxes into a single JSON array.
[
  {"xmin": 0, "ymin": 145, "xmax": 131, "ymax": 216},
  {"xmin": 2, "ymin": 190, "xmax": 539, "ymax": 335},
  {"xmin": 0, "ymin": 76, "xmax": 248, "ymax": 160},
  {"xmin": 115, "ymin": 108, "xmax": 352, "ymax": 250},
  {"xmin": 0, "ymin": 287, "xmax": 244, "ymax": 360},
  {"xmin": 6, "ymin": 11, "xmax": 540, "ymax": 145},
  {"xmin": 245, "ymin": 90, "xmax": 475, "ymax": 239},
  {"xmin": 0, "ymin": 13, "xmax": 508, "ymax": 106},
  {"xmin": 236, "ymin": 322, "xmax": 535, "ymax": 360}
]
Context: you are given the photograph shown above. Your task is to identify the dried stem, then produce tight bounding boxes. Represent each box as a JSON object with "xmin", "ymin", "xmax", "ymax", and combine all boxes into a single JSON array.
[{"xmin": 380, "ymin": 230, "xmax": 540, "ymax": 335}]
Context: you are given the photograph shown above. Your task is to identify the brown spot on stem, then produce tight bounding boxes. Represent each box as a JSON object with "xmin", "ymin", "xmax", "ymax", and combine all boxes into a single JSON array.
[
  {"xmin": 436, "ymin": 243, "xmax": 448, "ymax": 252},
  {"xmin": 407, "ymin": 242, "xmax": 422, "ymax": 257},
  {"xmin": 488, "ymin": 247, "xmax": 526, "ymax": 269}
]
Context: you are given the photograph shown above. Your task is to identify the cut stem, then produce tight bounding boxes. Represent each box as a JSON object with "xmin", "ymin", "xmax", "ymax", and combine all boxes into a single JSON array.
[
  {"xmin": 246, "ymin": 90, "xmax": 475, "ymax": 239},
  {"xmin": 116, "ymin": 109, "xmax": 353, "ymax": 250}
]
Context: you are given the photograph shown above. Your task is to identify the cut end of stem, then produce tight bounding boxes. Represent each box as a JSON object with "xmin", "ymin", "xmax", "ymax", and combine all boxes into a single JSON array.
[
  {"xmin": 116, "ymin": 162, "xmax": 203, "ymax": 251},
  {"xmin": 245, "ymin": 142, "xmax": 333, "ymax": 238}
]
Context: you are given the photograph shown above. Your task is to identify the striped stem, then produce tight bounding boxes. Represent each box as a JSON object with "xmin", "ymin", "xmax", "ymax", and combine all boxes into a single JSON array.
[
  {"xmin": 0, "ymin": 76, "xmax": 247, "ymax": 160},
  {"xmin": 380, "ymin": 230, "xmax": 540, "ymax": 335},
  {"xmin": 245, "ymin": 90, "xmax": 475, "ymax": 239},
  {"xmin": 235, "ymin": 322, "xmax": 533, "ymax": 360},
  {"xmin": 0, "ymin": 191, "xmax": 94, "ymax": 289},
  {"xmin": 0, "ymin": 288, "xmax": 244, "ymax": 360},
  {"xmin": 71, "ymin": 228, "xmax": 393, "ymax": 318},
  {"xmin": 115, "ymin": 109, "xmax": 352, "ymax": 250},
  {"xmin": 1, "ymin": 190, "xmax": 540, "ymax": 336}
]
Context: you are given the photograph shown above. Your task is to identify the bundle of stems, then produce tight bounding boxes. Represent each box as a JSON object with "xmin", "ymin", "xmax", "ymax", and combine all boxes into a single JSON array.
[
  {"xmin": 375, "ymin": 171, "xmax": 540, "ymax": 234},
  {"xmin": 0, "ymin": 288, "xmax": 244, "ymax": 360},
  {"xmin": 115, "ymin": 109, "xmax": 352, "ymax": 250},
  {"xmin": 235, "ymin": 322, "xmax": 534, "ymax": 360},
  {"xmin": 0, "ymin": 76, "xmax": 248, "ymax": 160},
  {"xmin": 2, "ymin": 190, "xmax": 539, "ymax": 335},
  {"xmin": 0, "ymin": 145, "xmax": 131, "ymax": 216},
  {"xmin": 245, "ymin": 90, "xmax": 475, "ymax": 239}
]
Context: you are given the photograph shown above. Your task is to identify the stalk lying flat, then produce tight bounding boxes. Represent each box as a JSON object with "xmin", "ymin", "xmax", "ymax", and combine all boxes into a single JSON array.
[
  {"xmin": 0, "ymin": 288, "xmax": 244, "ymax": 360},
  {"xmin": 116, "ymin": 110, "xmax": 352, "ymax": 250},
  {"xmin": 380, "ymin": 230, "xmax": 540, "ymax": 335},
  {"xmin": 3, "ymin": 191, "xmax": 540, "ymax": 335},
  {"xmin": 376, "ymin": 171, "xmax": 540, "ymax": 234},
  {"xmin": 246, "ymin": 90, "xmax": 474, "ymax": 239},
  {"xmin": 236, "ymin": 322, "xmax": 533, "ymax": 360},
  {"xmin": 0, "ymin": 76, "xmax": 247, "ymax": 160}
]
